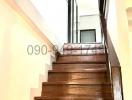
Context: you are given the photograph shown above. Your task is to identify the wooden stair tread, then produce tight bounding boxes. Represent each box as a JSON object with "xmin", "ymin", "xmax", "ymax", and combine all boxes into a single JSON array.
[
  {"xmin": 53, "ymin": 63, "xmax": 106, "ymax": 66},
  {"xmin": 53, "ymin": 64, "xmax": 106, "ymax": 70},
  {"xmin": 48, "ymin": 71, "xmax": 107, "ymax": 81},
  {"xmin": 48, "ymin": 71, "xmax": 107, "ymax": 83},
  {"xmin": 43, "ymin": 81, "xmax": 111, "ymax": 85},
  {"xmin": 48, "ymin": 80, "xmax": 108, "ymax": 84},
  {"xmin": 54, "ymin": 62, "xmax": 106, "ymax": 64},
  {"xmin": 56, "ymin": 55, "xmax": 106, "ymax": 64},
  {"xmin": 59, "ymin": 53, "xmax": 105, "ymax": 56},
  {"xmin": 35, "ymin": 95, "xmax": 113, "ymax": 100},
  {"xmin": 49, "ymin": 68, "xmax": 107, "ymax": 73},
  {"xmin": 42, "ymin": 84, "xmax": 112, "ymax": 96}
]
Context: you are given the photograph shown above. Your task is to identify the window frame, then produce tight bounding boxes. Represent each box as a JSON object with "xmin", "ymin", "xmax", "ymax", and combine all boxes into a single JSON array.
[{"xmin": 80, "ymin": 29, "xmax": 96, "ymax": 43}]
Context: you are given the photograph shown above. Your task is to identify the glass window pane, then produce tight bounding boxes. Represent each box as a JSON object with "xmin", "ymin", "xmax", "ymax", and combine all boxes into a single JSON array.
[{"xmin": 81, "ymin": 30, "xmax": 96, "ymax": 43}]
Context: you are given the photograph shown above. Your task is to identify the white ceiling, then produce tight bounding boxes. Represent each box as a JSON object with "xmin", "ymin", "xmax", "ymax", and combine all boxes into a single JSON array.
[{"xmin": 76, "ymin": 0, "xmax": 99, "ymax": 15}]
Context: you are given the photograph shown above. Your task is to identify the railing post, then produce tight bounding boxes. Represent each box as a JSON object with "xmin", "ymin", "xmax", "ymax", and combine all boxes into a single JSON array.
[
  {"xmin": 76, "ymin": 5, "xmax": 78, "ymax": 43},
  {"xmin": 68, "ymin": 0, "xmax": 71, "ymax": 43},
  {"xmin": 71, "ymin": 0, "xmax": 74, "ymax": 43},
  {"xmin": 68, "ymin": 0, "xmax": 78, "ymax": 43}
]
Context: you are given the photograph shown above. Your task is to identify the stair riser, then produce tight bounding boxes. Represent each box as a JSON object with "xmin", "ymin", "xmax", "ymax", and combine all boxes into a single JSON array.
[
  {"xmin": 63, "ymin": 49, "xmax": 105, "ymax": 55},
  {"xmin": 53, "ymin": 64, "xmax": 106, "ymax": 70},
  {"xmin": 63, "ymin": 43, "xmax": 104, "ymax": 50},
  {"xmin": 48, "ymin": 79, "xmax": 106, "ymax": 84},
  {"xmin": 48, "ymin": 72, "xmax": 106, "ymax": 82},
  {"xmin": 35, "ymin": 97, "xmax": 113, "ymax": 100},
  {"xmin": 42, "ymin": 85, "xmax": 111, "ymax": 96},
  {"xmin": 56, "ymin": 55, "xmax": 106, "ymax": 63}
]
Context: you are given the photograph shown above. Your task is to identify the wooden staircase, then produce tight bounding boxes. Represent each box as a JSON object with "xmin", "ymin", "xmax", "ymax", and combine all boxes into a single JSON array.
[{"xmin": 35, "ymin": 43, "xmax": 113, "ymax": 100}]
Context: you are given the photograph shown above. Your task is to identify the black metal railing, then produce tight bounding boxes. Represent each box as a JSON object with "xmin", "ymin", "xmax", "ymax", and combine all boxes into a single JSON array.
[{"xmin": 68, "ymin": 0, "xmax": 78, "ymax": 43}]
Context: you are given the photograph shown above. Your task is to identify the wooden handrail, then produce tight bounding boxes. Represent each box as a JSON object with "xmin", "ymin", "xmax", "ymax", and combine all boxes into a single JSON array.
[
  {"xmin": 100, "ymin": 15, "xmax": 112, "ymax": 81},
  {"xmin": 100, "ymin": 15, "xmax": 124, "ymax": 100}
]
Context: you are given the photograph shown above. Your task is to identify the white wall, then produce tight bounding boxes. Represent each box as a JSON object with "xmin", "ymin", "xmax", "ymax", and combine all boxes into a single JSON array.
[
  {"xmin": 0, "ymin": 1, "xmax": 55, "ymax": 100},
  {"xmin": 77, "ymin": 0, "xmax": 99, "ymax": 15},
  {"xmin": 127, "ymin": 7, "xmax": 132, "ymax": 77},
  {"xmin": 78, "ymin": 15, "xmax": 102, "ymax": 43},
  {"xmin": 31, "ymin": 0, "xmax": 68, "ymax": 49}
]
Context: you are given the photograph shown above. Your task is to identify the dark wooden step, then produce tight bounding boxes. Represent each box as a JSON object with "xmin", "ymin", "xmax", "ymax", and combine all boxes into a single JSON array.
[
  {"xmin": 49, "ymin": 68, "xmax": 107, "ymax": 72},
  {"xmin": 35, "ymin": 95, "xmax": 113, "ymax": 100},
  {"xmin": 63, "ymin": 49, "xmax": 105, "ymax": 55},
  {"xmin": 53, "ymin": 63, "xmax": 106, "ymax": 71},
  {"xmin": 46, "ymin": 78, "xmax": 108, "ymax": 84},
  {"xmin": 56, "ymin": 54, "xmax": 106, "ymax": 64},
  {"xmin": 48, "ymin": 71, "xmax": 107, "ymax": 83},
  {"xmin": 48, "ymin": 69, "xmax": 107, "ymax": 84},
  {"xmin": 48, "ymin": 74, "xmax": 107, "ymax": 84},
  {"xmin": 63, "ymin": 43, "xmax": 104, "ymax": 50},
  {"xmin": 43, "ymin": 82, "xmax": 110, "ymax": 85},
  {"xmin": 42, "ymin": 82, "xmax": 112, "ymax": 96},
  {"xmin": 34, "ymin": 43, "xmax": 114, "ymax": 100}
]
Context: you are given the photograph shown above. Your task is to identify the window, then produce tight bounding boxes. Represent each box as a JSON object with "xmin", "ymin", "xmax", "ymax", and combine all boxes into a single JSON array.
[{"xmin": 80, "ymin": 29, "xmax": 96, "ymax": 43}]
